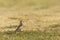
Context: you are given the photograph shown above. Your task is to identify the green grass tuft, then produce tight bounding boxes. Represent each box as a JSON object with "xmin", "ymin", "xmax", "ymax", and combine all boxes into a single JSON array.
[{"xmin": 0, "ymin": 29, "xmax": 60, "ymax": 40}]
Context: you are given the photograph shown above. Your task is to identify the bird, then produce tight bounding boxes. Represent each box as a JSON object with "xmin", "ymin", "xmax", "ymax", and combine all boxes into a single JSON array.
[{"xmin": 15, "ymin": 20, "xmax": 23, "ymax": 31}]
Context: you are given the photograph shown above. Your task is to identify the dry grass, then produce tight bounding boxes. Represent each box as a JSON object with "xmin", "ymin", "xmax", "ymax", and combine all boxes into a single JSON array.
[
  {"xmin": 0, "ymin": 0, "xmax": 60, "ymax": 40},
  {"xmin": 0, "ymin": 0, "xmax": 60, "ymax": 31}
]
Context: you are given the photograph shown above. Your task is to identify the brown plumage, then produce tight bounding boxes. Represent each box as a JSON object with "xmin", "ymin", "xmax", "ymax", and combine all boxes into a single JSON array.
[{"xmin": 15, "ymin": 20, "xmax": 23, "ymax": 31}]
